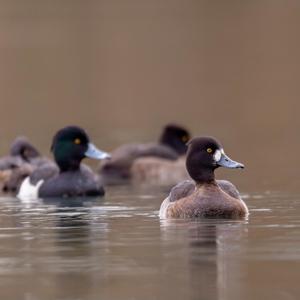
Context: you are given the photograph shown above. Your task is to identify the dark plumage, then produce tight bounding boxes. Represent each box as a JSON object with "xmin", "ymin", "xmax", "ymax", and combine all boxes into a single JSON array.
[
  {"xmin": 159, "ymin": 137, "xmax": 248, "ymax": 219},
  {"xmin": 158, "ymin": 124, "xmax": 190, "ymax": 156},
  {"xmin": 99, "ymin": 124, "xmax": 190, "ymax": 184},
  {"xmin": 10, "ymin": 136, "xmax": 40, "ymax": 161},
  {"xmin": 0, "ymin": 136, "xmax": 46, "ymax": 192},
  {"xmin": 0, "ymin": 136, "xmax": 40, "ymax": 171},
  {"xmin": 17, "ymin": 126, "xmax": 110, "ymax": 199},
  {"xmin": 38, "ymin": 164, "xmax": 104, "ymax": 197}
]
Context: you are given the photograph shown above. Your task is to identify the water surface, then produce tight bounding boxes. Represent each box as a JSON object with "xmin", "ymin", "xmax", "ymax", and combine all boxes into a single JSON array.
[{"xmin": 0, "ymin": 185, "xmax": 299, "ymax": 300}]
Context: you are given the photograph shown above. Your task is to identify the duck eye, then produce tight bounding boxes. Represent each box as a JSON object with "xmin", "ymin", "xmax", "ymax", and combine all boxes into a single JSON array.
[
  {"xmin": 206, "ymin": 148, "xmax": 213, "ymax": 153},
  {"xmin": 74, "ymin": 138, "xmax": 81, "ymax": 145},
  {"xmin": 182, "ymin": 135, "xmax": 189, "ymax": 143}
]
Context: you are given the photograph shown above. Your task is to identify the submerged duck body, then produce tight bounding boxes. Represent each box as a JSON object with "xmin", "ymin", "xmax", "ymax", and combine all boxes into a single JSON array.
[
  {"xmin": 99, "ymin": 124, "xmax": 190, "ymax": 184},
  {"xmin": 18, "ymin": 126, "xmax": 110, "ymax": 199},
  {"xmin": 159, "ymin": 137, "xmax": 248, "ymax": 219}
]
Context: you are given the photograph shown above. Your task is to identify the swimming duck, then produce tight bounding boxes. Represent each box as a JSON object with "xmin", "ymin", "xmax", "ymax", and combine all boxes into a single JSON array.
[
  {"xmin": 99, "ymin": 124, "xmax": 190, "ymax": 184},
  {"xmin": 0, "ymin": 136, "xmax": 45, "ymax": 192},
  {"xmin": 159, "ymin": 137, "xmax": 248, "ymax": 219},
  {"xmin": 17, "ymin": 126, "xmax": 110, "ymax": 199},
  {"xmin": 0, "ymin": 136, "xmax": 40, "ymax": 170}
]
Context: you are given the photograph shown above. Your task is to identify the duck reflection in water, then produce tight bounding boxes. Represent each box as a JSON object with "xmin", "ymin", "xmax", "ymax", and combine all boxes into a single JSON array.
[
  {"xmin": 42, "ymin": 197, "xmax": 98, "ymax": 255},
  {"xmin": 160, "ymin": 219, "xmax": 247, "ymax": 300},
  {"xmin": 42, "ymin": 197, "xmax": 108, "ymax": 300}
]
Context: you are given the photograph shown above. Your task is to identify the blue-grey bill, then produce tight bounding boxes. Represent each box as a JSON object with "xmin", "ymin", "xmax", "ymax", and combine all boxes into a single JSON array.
[
  {"xmin": 85, "ymin": 143, "xmax": 111, "ymax": 160},
  {"xmin": 217, "ymin": 152, "xmax": 244, "ymax": 169}
]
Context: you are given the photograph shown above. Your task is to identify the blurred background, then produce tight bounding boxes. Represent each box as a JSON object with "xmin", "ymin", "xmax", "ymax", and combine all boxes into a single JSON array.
[{"xmin": 0, "ymin": 0, "xmax": 299, "ymax": 190}]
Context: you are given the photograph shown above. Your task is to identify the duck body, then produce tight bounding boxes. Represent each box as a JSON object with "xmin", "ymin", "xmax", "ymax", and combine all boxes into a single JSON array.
[
  {"xmin": 3, "ymin": 156, "xmax": 58, "ymax": 192},
  {"xmin": 0, "ymin": 155, "xmax": 24, "ymax": 170},
  {"xmin": 160, "ymin": 180, "xmax": 248, "ymax": 218},
  {"xmin": 17, "ymin": 126, "xmax": 110, "ymax": 199},
  {"xmin": 0, "ymin": 136, "xmax": 46, "ymax": 192},
  {"xmin": 131, "ymin": 156, "xmax": 189, "ymax": 185},
  {"xmin": 38, "ymin": 166, "xmax": 104, "ymax": 198},
  {"xmin": 99, "ymin": 124, "xmax": 190, "ymax": 184},
  {"xmin": 159, "ymin": 137, "xmax": 248, "ymax": 219},
  {"xmin": 0, "ymin": 136, "xmax": 40, "ymax": 169},
  {"xmin": 100, "ymin": 143, "xmax": 179, "ymax": 182}
]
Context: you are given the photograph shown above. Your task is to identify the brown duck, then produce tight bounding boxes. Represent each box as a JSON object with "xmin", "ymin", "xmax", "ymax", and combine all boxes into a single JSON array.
[{"xmin": 159, "ymin": 137, "xmax": 248, "ymax": 219}]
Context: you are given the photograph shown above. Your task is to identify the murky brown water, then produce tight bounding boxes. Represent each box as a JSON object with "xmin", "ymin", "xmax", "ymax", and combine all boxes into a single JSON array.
[
  {"xmin": 0, "ymin": 185, "xmax": 300, "ymax": 300},
  {"xmin": 0, "ymin": 1, "xmax": 300, "ymax": 299}
]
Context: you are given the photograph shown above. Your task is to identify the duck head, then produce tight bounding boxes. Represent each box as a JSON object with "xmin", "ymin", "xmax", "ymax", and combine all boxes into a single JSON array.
[
  {"xmin": 186, "ymin": 137, "xmax": 244, "ymax": 184},
  {"xmin": 159, "ymin": 124, "xmax": 191, "ymax": 155},
  {"xmin": 10, "ymin": 136, "xmax": 40, "ymax": 161},
  {"xmin": 51, "ymin": 126, "xmax": 110, "ymax": 172}
]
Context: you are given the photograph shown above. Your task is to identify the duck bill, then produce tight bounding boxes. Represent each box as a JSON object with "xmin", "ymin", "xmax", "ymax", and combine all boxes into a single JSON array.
[
  {"xmin": 216, "ymin": 151, "xmax": 244, "ymax": 169},
  {"xmin": 85, "ymin": 143, "xmax": 111, "ymax": 160}
]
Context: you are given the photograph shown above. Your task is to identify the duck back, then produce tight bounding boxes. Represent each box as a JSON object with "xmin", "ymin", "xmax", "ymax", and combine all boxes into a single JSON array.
[{"xmin": 39, "ymin": 166, "xmax": 104, "ymax": 198}]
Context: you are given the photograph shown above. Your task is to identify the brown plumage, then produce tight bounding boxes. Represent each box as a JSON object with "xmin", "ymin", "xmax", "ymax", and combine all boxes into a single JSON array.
[
  {"xmin": 0, "ymin": 137, "xmax": 45, "ymax": 192},
  {"xmin": 99, "ymin": 124, "xmax": 190, "ymax": 185},
  {"xmin": 159, "ymin": 137, "xmax": 248, "ymax": 219},
  {"xmin": 163, "ymin": 182, "xmax": 247, "ymax": 218},
  {"xmin": 130, "ymin": 156, "xmax": 189, "ymax": 185}
]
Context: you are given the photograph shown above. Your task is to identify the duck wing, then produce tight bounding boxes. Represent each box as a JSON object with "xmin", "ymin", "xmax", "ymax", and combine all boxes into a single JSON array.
[
  {"xmin": 29, "ymin": 162, "xmax": 59, "ymax": 185},
  {"xmin": 130, "ymin": 156, "xmax": 188, "ymax": 185},
  {"xmin": 100, "ymin": 143, "xmax": 179, "ymax": 182},
  {"xmin": 159, "ymin": 180, "xmax": 195, "ymax": 218},
  {"xmin": 102, "ymin": 143, "xmax": 179, "ymax": 169},
  {"xmin": 168, "ymin": 180, "xmax": 196, "ymax": 202},
  {"xmin": 217, "ymin": 180, "xmax": 241, "ymax": 200},
  {"xmin": 168, "ymin": 180, "xmax": 241, "ymax": 201},
  {"xmin": 133, "ymin": 143, "xmax": 179, "ymax": 160},
  {"xmin": 110, "ymin": 143, "xmax": 179, "ymax": 161}
]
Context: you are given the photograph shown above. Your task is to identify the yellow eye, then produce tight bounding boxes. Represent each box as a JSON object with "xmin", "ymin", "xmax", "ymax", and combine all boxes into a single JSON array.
[
  {"xmin": 207, "ymin": 148, "xmax": 213, "ymax": 153},
  {"xmin": 182, "ymin": 135, "xmax": 189, "ymax": 143},
  {"xmin": 74, "ymin": 138, "xmax": 81, "ymax": 145}
]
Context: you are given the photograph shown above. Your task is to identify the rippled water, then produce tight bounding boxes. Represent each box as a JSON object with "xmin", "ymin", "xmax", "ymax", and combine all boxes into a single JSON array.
[{"xmin": 0, "ymin": 186, "xmax": 299, "ymax": 300}]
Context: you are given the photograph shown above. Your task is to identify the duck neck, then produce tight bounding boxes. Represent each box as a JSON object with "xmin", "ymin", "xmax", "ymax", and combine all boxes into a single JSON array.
[
  {"xmin": 195, "ymin": 180, "xmax": 218, "ymax": 189},
  {"xmin": 56, "ymin": 158, "xmax": 81, "ymax": 173},
  {"xmin": 192, "ymin": 168, "xmax": 217, "ymax": 186},
  {"xmin": 160, "ymin": 134, "xmax": 174, "ymax": 149}
]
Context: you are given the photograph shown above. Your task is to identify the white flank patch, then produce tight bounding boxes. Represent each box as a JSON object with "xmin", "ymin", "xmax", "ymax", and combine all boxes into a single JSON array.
[
  {"xmin": 17, "ymin": 177, "xmax": 44, "ymax": 201},
  {"xmin": 159, "ymin": 197, "xmax": 171, "ymax": 219},
  {"xmin": 214, "ymin": 149, "xmax": 222, "ymax": 162}
]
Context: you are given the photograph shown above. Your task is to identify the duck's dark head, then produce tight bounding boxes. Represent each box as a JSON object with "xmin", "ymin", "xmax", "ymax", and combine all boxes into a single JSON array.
[
  {"xmin": 51, "ymin": 126, "xmax": 110, "ymax": 172},
  {"xmin": 10, "ymin": 136, "xmax": 40, "ymax": 161},
  {"xmin": 186, "ymin": 137, "xmax": 244, "ymax": 184},
  {"xmin": 159, "ymin": 124, "xmax": 190, "ymax": 155}
]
